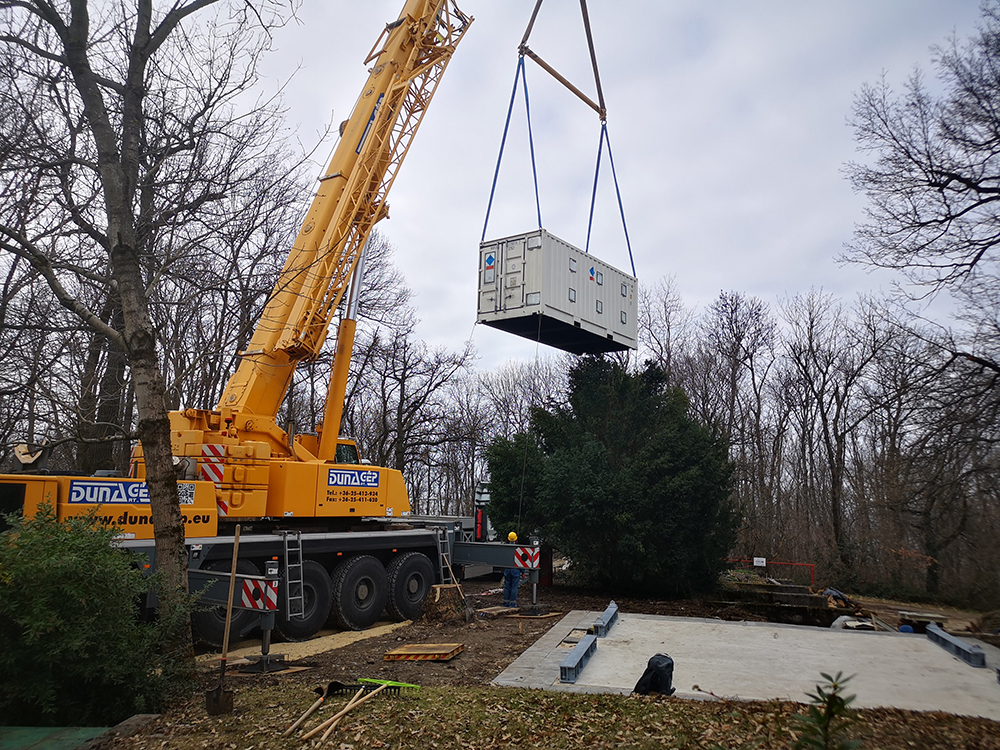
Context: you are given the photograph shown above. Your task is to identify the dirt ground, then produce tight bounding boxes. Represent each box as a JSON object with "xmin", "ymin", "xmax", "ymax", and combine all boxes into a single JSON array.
[
  {"xmin": 222, "ymin": 579, "xmax": 775, "ymax": 691},
  {"xmin": 90, "ymin": 578, "xmax": 999, "ymax": 750},
  {"xmin": 202, "ymin": 578, "xmax": 987, "ymax": 692}
]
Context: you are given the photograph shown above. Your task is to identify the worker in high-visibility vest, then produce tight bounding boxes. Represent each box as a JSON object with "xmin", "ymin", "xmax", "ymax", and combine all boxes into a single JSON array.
[{"xmin": 503, "ymin": 532, "xmax": 522, "ymax": 607}]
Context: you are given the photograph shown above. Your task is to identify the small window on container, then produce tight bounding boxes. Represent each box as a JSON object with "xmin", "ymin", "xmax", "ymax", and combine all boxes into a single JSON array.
[
  {"xmin": 596, "ymin": 300, "xmax": 603, "ymax": 314},
  {"xmin": 621, "ymin": 283, "xmax": 627, "ymax": 297},
  {"xmin": 569, "ymin": 288, "xmax": 577, "ymax": 303},
  {"xmin": 596, "ymin": 271, "xmax": 604, "ymax": 285},
  {"xmin": 569, "ymin": 258, "xmax": 577, "ymax": 273},
  {"xmin": 621, "ymin": 311, "xmax": 627, "ymax": 325},
  {"xmin": 485, "ymin": 268, "xmax": 495, "ymax": 284},
  {"xmin": 526, "ymin": 292, "xmax": 540, "ymax": 306}
]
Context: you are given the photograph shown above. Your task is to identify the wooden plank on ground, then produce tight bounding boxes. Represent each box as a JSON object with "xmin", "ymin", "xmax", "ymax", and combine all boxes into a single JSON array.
[
  {"xmin": 898, "ymin": 610, "xmax": 946, "ymax": 622},
  {"xmin": 384, "ymin": 643, "xmax": 464, "ymax": 661},
  {"xmin": 231, "ymin": 666, "xmax": 312, "ymax": 677},
  {"xmin": 511, "ymin": 611, "xmax": 563, "ymax": 619},
  {"xmin": 476, "ymin": 606, "xmax": 516, "ymax": 619}
]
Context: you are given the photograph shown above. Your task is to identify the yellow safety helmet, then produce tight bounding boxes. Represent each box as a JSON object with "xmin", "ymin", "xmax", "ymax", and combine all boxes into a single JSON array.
[{"xmin": 507, "ymin": 531, "xmax": 518, "ymax": 542}]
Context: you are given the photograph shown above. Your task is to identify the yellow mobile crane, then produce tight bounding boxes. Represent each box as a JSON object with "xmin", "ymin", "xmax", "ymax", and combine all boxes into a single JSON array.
[
  {"xmin": 138, "ymin": 0, "xmax": 471, "ymax": 524},
  {"xmin": 1, "ymin": 0, "xmax": 538, "ymax": 645}
]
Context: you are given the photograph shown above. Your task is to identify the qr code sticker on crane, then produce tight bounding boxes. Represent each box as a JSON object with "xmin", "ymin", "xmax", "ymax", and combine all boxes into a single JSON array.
[{"xmin": 177, "ymin": 483, "xmax": 195, "ymax": 505}]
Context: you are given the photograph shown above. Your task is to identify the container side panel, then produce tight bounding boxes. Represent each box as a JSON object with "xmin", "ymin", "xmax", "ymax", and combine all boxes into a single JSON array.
[{"xmin": 477, "ymin": 228, "xmax": 636, "ymax": 354}]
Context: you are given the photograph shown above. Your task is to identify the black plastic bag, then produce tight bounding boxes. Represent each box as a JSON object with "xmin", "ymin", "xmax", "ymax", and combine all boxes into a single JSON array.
[{"xmin": 633, "ymin": 653, "xmax": 676, "ymax": 696}]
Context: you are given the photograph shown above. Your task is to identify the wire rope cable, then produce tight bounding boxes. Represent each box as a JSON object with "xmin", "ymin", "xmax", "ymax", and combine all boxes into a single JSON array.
[{"xmin": 515, "ymin": 312, "xmax": 544, "ymax": 532}]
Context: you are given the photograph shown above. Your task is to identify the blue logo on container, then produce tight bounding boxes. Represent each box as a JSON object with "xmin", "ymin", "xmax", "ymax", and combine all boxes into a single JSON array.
[
  {"xmin": 486, "ymin": 254, "xmax": 495, "ymax": 269},
  {"xmin": 590, "ymin": 267, "xmax": 595, "ymax": 280},
  {"xmin": 328, "ymin": 469, "xmax": 380, "ymax": 488}
]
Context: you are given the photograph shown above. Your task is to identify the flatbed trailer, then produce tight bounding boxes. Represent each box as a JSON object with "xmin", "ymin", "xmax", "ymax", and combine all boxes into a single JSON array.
[
  {"xmin": 0, "ymin": 473, "xmax": 535, "ymax": 645},
  {"xmin": 165, "ymin": 521, "xmax": 534, "ymax": 645}
]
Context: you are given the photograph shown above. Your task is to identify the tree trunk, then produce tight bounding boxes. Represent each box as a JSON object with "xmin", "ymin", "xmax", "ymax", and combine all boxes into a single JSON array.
[
  {"xmin": 78, "ymin": 299, "xmax": 128, "ymax": 474},
  {"xmin": 60, "ymin": 0, "xmax": 196, "ymax": 667},
  {"xmin": 923, "ymin": 515, "xmax": 941, "ymax": 597},
  {"xmin": 113, "ymin": 237, "xmax": 192, "ymax": 666}
]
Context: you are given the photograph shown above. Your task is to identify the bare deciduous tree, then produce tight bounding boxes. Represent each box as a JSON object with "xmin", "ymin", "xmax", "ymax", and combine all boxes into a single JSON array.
[
  {"xmin": 350, "ymin": 319, "xmax": 473, "ymax": 478},
  {"xmin": 0, "ymin": 0, "xmax": 296, "ymax": 664},
  {"xmin": 637, "ymin": 275, "xmax": 694, "ymax": 387},
  {"xmin": 846, "ymin": 0, "xmax": 1000, "ymax": 384},
  {"xmin": 781, "ymin": 293, "xmax": 893, "ymax": 574}
]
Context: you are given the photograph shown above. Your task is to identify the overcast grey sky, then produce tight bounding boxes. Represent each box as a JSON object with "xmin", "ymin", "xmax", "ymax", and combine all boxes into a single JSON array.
[{"xmin": 258, "ymin": 1, "xmax": 984, "ymax": 370}]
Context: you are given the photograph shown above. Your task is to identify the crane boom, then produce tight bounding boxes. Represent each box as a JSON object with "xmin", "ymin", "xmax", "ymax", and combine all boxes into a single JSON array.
[
  {"xmin": 219, "ymin": 0, "xmax": 470, "ymax": 429},
  {"xmin": 138, "ymin": 1, "xmax": 472, "ymax": 524}
]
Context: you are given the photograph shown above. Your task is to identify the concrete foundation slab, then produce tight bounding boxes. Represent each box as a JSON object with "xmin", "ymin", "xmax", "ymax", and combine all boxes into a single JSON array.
[{"xmin": 494, "ymin": 611, "xmax": 1000, "ymax": 720}]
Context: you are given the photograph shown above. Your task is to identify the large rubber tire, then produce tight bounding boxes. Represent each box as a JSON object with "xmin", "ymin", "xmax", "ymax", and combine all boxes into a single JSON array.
[
  {"xmin": 275, "ymin": 560, "xmax": 334, "ymax": 642},
  {"xmin": 330, "ymin": 555, "xmax": 389, "ymax": 631},
  {"xmin": 386, "ymin": 552, "xmax": 435, "ymax": 621},
  {"xmin": 191, "ymin": 559, "xmax": 259, "ymax": 648}
]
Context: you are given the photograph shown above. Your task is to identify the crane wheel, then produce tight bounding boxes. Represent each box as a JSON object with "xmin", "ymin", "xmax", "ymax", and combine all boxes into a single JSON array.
[
  {"xmin": 275, "ymin": 560, "xmax": 334, "ymax": 642},
  {"xmin": 386, "ymin": 552, "xmax": 435, "ymax": 621},
  {"xmin": 191, "ymin": 559, "xmax": 260, "ymax": 647},
  {"xmin": 330, "ymin": 555, "xmax": 389, "ymax": 631}
]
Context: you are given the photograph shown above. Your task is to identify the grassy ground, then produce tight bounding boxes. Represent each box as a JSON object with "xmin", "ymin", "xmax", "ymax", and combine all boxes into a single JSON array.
[{"xmin": 102, "ymin": 683, "xmax": 1000, "ymax": 750}]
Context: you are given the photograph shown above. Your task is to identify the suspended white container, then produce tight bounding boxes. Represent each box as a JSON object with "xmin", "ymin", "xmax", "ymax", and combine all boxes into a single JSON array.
[{"xmin": 477, "ymin": 229, "xmax": 637, "ymax": 354}]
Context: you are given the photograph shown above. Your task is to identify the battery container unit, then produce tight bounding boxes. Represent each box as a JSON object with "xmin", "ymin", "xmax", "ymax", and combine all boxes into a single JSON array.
[{"xmin": 477, "ymin": 229, "xmax": 637, "ymax": 354}]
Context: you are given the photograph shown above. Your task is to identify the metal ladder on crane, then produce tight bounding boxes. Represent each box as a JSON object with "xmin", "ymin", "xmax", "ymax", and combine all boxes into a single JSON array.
[
  {"xmin": 279, "ymin": 530, "xmax": 305, "ymax": 619},
  {"xmin": 435, "ymin": 526, "xmax": 456, "ymax": 585}
]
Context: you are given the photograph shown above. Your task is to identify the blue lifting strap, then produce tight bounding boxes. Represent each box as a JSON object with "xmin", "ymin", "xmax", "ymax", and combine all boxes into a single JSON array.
[
  {"xmin": 585, "ymin": 121, "xmax": 635, "ymax": 277},
  {"xmin": 482, "ymin": 56, "xmax": 543, "ymax": 242}
]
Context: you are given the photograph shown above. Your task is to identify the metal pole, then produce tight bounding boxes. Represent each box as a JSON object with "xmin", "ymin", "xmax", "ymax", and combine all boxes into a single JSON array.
[
  {"xmin": 531, "ymin": 540, "xmax": 540, "ymax": 606},
  {"xmin": 240, "ymin": 559, "xmax": 285, "ymax": 673}
]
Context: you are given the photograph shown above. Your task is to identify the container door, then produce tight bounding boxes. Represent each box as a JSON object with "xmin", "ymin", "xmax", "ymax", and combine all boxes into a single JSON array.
[
  {"xmin": 479, "ymin": 243, "xmax": 500, "ymax": 314},
  {"xmin": 501, "ymin": 239, "xmax": 525, "ymax": 311}
]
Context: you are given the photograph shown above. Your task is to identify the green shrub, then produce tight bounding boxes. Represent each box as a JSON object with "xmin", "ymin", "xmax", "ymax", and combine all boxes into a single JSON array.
[
  {"xmin": 793, "ymin": 672, "xmax": 861, "ymax": 750},
  {"xmin": 0, "ymin": 506, "xmax": 183, "ymax": 726}
]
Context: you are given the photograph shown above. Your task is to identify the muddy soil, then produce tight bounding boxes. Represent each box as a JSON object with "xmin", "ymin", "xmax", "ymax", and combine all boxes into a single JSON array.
[
  {"xmin": 208, "ymin": 579, "xmax": 773, "ymax": 695},
  {"xmin": 201, "ymin": 579, "xmax": 986, "ymax": 697}
]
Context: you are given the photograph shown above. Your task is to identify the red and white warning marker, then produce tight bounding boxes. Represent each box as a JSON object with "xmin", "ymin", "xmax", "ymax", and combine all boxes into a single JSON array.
[
  {"xmin": 241, "ymin": 578, "xmax": 278, "ymax": 611},
  {"xmin": 514, "ymin": 546, "xmax": 540, "ymax": 569},
  {"xmin": 199, "ymin": 444, "xmax": 225, "ymax": 485}
]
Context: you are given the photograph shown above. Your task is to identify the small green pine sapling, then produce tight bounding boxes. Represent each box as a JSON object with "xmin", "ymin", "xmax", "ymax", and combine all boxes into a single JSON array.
[{"xmin": 792, "ymin": 671, "xmax": 861, "ymax": 750}]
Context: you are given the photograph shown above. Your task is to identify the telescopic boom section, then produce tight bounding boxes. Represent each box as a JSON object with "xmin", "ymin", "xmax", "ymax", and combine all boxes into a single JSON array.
[{"xmin": 218, "ymin": 0, "xmax": 470, "ymax": 430}]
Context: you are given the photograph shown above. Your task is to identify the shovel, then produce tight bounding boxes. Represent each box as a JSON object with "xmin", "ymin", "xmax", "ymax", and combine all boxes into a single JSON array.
[{"xmin": 206, "ymin": 525, "xmax": 241, "ymax": 715}]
